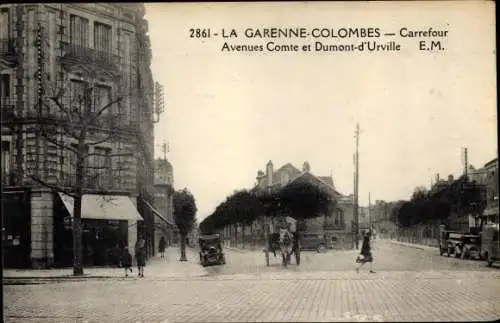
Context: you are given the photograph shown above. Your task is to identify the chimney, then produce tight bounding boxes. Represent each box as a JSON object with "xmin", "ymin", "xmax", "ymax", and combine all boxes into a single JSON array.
[
  {"xmin": 448, "ymin": 174, "xmax": 454, "ymax": 183},
  {"xmin": 302, "ymin": 161, "xmax": 311, "ymax": 172},
  {"xmin": 266, "ymin": 160, "xmax": 274, "ymax": 187}
]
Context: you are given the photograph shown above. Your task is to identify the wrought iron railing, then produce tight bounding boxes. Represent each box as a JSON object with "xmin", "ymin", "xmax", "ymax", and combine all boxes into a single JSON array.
[{"xmin": 64, "ymin": 43, "xmax": 118, "ymax": 69}]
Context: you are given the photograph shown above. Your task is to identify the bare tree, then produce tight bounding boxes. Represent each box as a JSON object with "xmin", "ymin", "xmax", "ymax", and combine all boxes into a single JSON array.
[{"xmin": 29, "ymin": 64, "xmax": 136, "ymax": 276}]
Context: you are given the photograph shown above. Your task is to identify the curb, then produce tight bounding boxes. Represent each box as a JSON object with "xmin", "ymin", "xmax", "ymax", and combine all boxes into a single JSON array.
[
  {"xmin": 387, "ymin": 239, "xmax": 438, "ymax": 251},
  {"xmin": 225, "ymin": 246, "xmax": 254, "ymax": 253}
]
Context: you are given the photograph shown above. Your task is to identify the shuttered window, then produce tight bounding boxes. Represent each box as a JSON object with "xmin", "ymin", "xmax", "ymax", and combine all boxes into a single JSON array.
[
  {"xmin": 69, "ymin": 14, "xmax": 89, "ymax": 47},
  {"xmin": 94, "ymin": 22, "xmax": 111, "ymax": 53}
]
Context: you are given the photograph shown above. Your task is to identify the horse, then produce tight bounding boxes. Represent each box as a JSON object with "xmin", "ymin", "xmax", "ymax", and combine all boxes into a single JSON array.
[{"xmin": 278, "ymin": 228, "xmax": 294, "ymax": 267}]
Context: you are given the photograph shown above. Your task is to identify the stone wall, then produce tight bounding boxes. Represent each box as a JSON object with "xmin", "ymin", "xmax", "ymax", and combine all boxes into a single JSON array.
[{"xmin": 30, "ymin": 189, "xmax": 54, "ymax": 268}]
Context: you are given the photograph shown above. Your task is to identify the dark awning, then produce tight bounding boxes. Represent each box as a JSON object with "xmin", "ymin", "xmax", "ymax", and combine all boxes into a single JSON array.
[{"xmin": 143, "ymin": 201, "xmax": 176, "ymax": 227}]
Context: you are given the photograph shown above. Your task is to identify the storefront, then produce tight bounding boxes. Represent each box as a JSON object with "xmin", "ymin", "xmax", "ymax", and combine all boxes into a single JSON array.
[
  {"xmin": 53, "ymin": 193, "xmax": 143, "ymax": 268},
  {"xmin": 2, "ymin": 189, "xmax": 31, "ymax": 268}
]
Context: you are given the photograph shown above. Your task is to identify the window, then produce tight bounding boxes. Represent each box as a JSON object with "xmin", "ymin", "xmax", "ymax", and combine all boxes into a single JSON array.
[
  {"xmin": 2, "ymin": 140, "xmax": 11, "ymax": 184},
  {"xmin": 94, "ymin": 85, "xmax": 111, "ymax": 114},
  {"xmin": 69, "ymin": 80, "xmax": 86, "ymax": 113},
  {"xmin": 93, "ymin": 22, "xmax": 111, "ymax": 53},
  {"xmin": 1, "ymin": 74, "xmax": 10, "ymax": 98},
  {"xmin": 69, "ymin": 14, "xmax": 89, "ymax": 47},
  {"xmin": 334, "ymin": 210, "xmax": 344, "ymax": 226},
  {"xmin": 0, "ymin": 8, "xmax": 10, "ymax": 41},
  {"xmin": 94, "ymin": 146, "xmax": 112, "ymax": 187}
]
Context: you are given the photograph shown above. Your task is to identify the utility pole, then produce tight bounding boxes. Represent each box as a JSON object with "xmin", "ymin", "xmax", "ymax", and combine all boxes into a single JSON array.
[
  {"xmin": 353, "ymin": 123, "xmax": 360, "ymax": 249},
  {"xmin": 463, "ymin": 147, "xmax": 468, "ymax": 177}
]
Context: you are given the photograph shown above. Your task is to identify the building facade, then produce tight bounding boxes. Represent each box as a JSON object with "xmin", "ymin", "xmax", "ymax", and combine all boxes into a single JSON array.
[
  {"xmin": 481, "ymin": 158, "xmax": 498, "ymax": 224},
  {"xmin": 153, "ymin": 157, "xmax": 177, "ymax": 252},
  {"xmin": 1, "ymin": 3, "xmax": 160, "ymax": 268}
]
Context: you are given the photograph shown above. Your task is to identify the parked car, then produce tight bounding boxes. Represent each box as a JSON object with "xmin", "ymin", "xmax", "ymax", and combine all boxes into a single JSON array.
[
  {"xmin": 300, "ymin": 233, "xmax": 326, "ymax": 253},
  {"xmin": 458, "ymin": 234, "xmax": 481, "ymax": 260},
  {"xmin": 439, "ymin": 230, "xmax": 459, "ymax": 256}
]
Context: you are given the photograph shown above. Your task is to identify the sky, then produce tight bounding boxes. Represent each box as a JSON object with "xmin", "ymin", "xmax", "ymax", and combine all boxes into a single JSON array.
[{"xmin": 144, "ymin": 1, "xmax": 497, "ymax": 221}]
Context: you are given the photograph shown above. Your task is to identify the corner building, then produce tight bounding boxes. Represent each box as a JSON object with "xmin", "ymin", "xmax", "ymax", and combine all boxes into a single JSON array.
[{"xmin": 1, "ymin": 4, "xmax": 158, "ymax": 268}]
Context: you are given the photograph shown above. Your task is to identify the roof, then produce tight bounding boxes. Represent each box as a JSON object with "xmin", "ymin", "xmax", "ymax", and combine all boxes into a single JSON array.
[
  {"xmin": 318, "ymin": 176, "xmax": 335, "ymax": 189},
  {"xmin": 271, "ymin": 163, "xmax": 301, "ymax": 185},
  {"xmin": 286, "ymin": 170, "xmax": 342, "ymax": 197},
  {"xmin": 484, "ymin": 158, "xmax": 498, "ymax": 168},
  {"xmin": 155, "ymin": 158, "xmax": 173, "ymax": 170}
]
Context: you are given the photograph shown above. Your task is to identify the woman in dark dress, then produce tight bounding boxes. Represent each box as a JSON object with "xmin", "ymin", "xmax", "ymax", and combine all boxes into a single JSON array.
[
  {"xmin": 135, "ymin": 238, "xmax": 146, "ymax": 278},
  {"xmin": 356, "ymin": 230, "xmax": 375, "ymax": 273},
  {"xmin": 159, "ymin": 237, "xmax": 166, "ymax": 259}
]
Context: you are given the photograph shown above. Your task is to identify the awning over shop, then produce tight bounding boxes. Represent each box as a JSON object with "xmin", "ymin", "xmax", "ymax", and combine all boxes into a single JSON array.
[
  {"xmin": 144, "ymin": 201, "xmax": 176, "ymax": 227},
  {"xmin": 58, "ymin": 193, "xmax": 144, "ymax": 221}
]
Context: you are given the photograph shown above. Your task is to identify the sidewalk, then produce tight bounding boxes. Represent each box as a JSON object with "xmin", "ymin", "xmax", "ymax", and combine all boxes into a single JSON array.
[
  {"xmin": 3, "ymin": 247, "xmax": 208, "ymax": 283},
  {"xmin": 385, "ymin": 238, "xmax": 439, "ymax": 252}
]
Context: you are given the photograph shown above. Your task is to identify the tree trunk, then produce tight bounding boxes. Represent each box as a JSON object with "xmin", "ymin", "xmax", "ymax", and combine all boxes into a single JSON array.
[
  {"xmin": 241, "ymin": 224, "xmax": 245, "ymax": 249},
  {"xmin": 234, "ymin": 224, "xmax": 238, "ymax": 247},
  {"xmin": 73, "ymin": 110, "xmax": 88, "ymax": 276},
  {"xmin": 179, "ymin": 234, "xmax": 187, "ymax": 261}
]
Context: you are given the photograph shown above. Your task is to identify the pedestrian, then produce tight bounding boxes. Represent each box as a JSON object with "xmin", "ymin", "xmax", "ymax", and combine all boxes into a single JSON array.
[
  {"xmin": 121, "ymin": 247, "xmax": 133, "ymax": 277},
  {"xmin": 159, "ymin": 236, "xmax": 166, "ymax": 259},
  {"xmin": 356, "ymin": 230, "xmax": 375, "ymax": 273},
  {"xmin": 135, "ymin": 237, "xmax": 146, "ymax": 278}
]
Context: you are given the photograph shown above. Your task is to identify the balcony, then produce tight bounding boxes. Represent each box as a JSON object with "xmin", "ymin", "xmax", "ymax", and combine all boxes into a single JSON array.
[
  {"xmin": 61, "ymin": 43, "xmax": 119, "ymax": 72},
  {"xmin": 0, "ymin": 38, "xmax": 17, "ymax": 65},
  {"xmin": 1, "ymin": 97, "xmax": 17, "ymax": 122}
]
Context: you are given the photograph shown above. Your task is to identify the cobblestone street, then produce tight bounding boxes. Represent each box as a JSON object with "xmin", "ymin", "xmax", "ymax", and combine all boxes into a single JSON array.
[
  {"xmin": 4, "ymin": 241, "xmax": 500, "ymax": 322},
  {"xmin": 205, "ymin": 239, "xmax": 499, "ymax": 276},
  {"xmin": 4, "ymin": 270, "xmax": 500, "ymax": 322}
]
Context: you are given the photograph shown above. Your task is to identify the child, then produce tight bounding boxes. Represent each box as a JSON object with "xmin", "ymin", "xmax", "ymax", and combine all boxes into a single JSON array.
[{"xmin": 121, "ymin": 247, "xmax": 133, "ymax": 277}]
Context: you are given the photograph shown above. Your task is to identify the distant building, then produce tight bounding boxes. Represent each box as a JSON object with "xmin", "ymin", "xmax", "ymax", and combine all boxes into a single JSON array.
[
  {"xmin": 252, "ymin": 160, "xmax": 355, "ymax": 249},
  {"xmin": 482, "ymin": 158, "xmax": 498, "ymax": 224},
  {"xmin": 153, "ymin": 158, "xmax": 176, "ymax": 252}
]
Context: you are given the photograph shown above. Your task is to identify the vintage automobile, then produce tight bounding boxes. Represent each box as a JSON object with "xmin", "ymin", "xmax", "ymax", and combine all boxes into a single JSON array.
[
  {"xmin": 481, "ymin": 225, "xmax": 499, "ymax": 267},
  {"xmin": 300, "ymin": 232, "xmax": 327, "ymax": 253},
  {"xmin": 458, "ymin": 234, "xmax": 481, "ymax": 260},
  {"xmin": 198, "ymin": 234, "xmax": 225, "ymax": 267},
  {"xmin": 440, "ymin": 231, "xmax": 463, "ymax": 257}
]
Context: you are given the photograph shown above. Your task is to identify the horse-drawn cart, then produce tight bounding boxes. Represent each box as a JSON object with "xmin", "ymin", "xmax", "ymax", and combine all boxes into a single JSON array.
[{"xmin": 263, "ymin": 216, "xmax": 300, "ymax": 267}]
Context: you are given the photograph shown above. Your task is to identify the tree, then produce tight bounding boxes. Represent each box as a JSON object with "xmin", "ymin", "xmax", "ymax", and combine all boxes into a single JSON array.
[
  {"xmin": 173, "ymin": 188, "xmax": 197, "ymax": 261},
  {"xmin": 279, "ymin": 180, "xmax": 335, "ymax": 220},
  {"xmin": 29, "ymin": 63, "xmax": 133, "ymax": 276}
]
